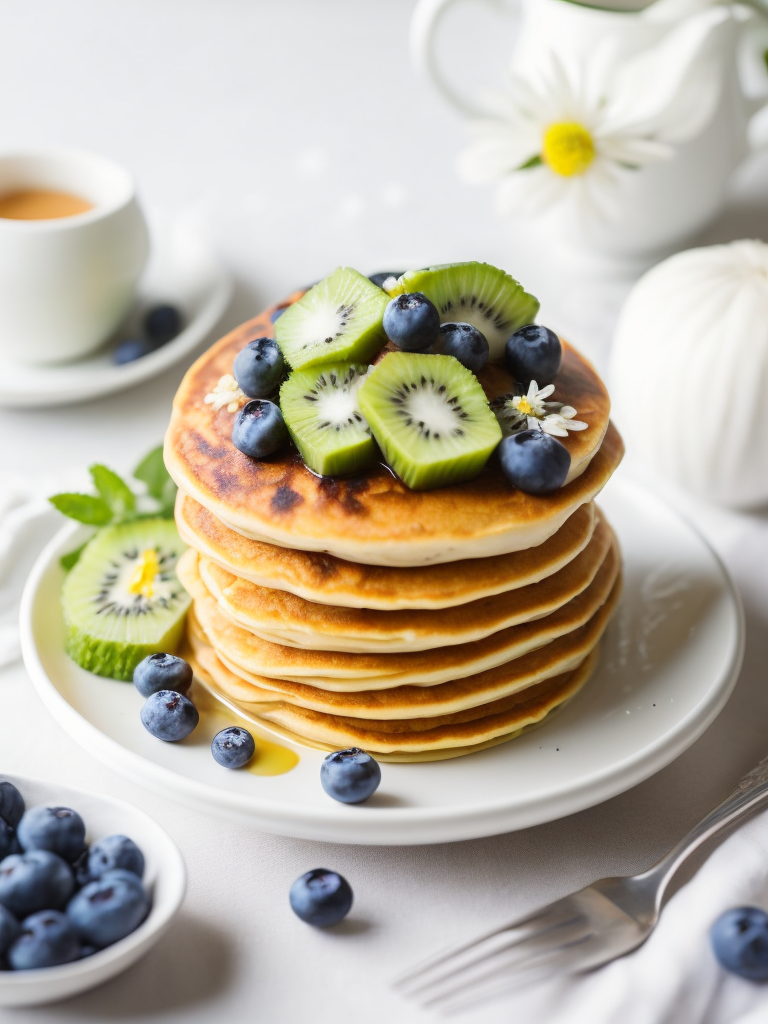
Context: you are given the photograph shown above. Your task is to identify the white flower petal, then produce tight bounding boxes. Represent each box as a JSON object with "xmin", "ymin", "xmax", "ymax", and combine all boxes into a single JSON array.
[
  {"xmin": 456, "ymin": 130, "xmax": 539, "ymax": 183},
  {"xmin": 494, "ymin": 166, "xmax": 567, "ymax": 217}
]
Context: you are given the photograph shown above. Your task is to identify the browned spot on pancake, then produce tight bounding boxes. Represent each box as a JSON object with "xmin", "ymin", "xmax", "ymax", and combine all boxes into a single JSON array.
[
  {"xmin": 190, "ymin": 432, "xmax": 230, "ymax": 461},
  {"xmin": 271, "ymin": 486, "xmax": 303, "ymax": 513},
  {"xmin": 318, "ymin": 476, "xmax": 369, "ymax": 516}
]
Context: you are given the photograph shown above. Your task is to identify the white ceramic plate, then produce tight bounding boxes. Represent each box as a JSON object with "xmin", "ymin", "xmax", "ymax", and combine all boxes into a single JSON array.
[
  {"xmin": 0, "ymin": 773, "xmax": 185, "ymax": 1007},
  {"xmin": 20, "ymin": 477, "xmax": 744, "ymax": 846},
  {"xmin": 0, "ymin": 227, "xmax": 232, "ymax": 408}
]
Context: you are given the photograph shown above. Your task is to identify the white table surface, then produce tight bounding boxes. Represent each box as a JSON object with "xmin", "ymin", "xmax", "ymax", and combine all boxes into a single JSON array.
[{"xmin": 2, "ymin": 1, "xmax": 768, "ymax": 1021}]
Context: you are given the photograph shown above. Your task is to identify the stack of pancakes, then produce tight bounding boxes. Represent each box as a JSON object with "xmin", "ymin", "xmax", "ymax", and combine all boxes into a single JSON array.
[{"xmin": 165, "ymin": 293, "xmax": 624, "ymax": 762}]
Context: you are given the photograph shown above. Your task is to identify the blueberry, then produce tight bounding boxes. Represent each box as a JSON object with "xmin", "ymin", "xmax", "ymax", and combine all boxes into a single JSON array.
[
  {"xmin": 67, "ymin": 870, "xmax": 150, "ymax": 949},
  {"xmin": 133, "ymin": 653, "xmax": 192, "ymax": 698},
  {"xmin": 437, "ymin": 322, "xmax": 489, "ymax": 373},
  {"xmin": 73, "ymin": 847, "xmax": 91, "ymax": 888},
  {"xmin": 114, "ymin": 338, "xmax": 153, "ymax": 365},
  {"xmin": 289, "ymin": 869, "xmax": 353, "ymax": 927},
  {"xmin": 505, "ymin": 324, "xmax": 562, "ymax": 386},
  {"xmin": 141, "ymin": 690, "xmax": 199, "ymax": 742},
  {"xmin": 0, "ymin": 851, "xmax": 74, "ymax": 917},
  {"xmin": 0, "ymin": 905, "xmax": 19, "ymax": 957},
  {"xmin": 270, "ymin": 307, "xmax": 286, "ymax": 324},
  {"xmin": 18, "ymin": 806, "xmax": 86, "ymax": 863},
  {"xmin": 369, "ymin": 271, "xmax": 404, "ymax": 290},
  {"xmin": 498, "ymin": 429, "xmax": 570, "ymax": 496},
  {"xmin": 87, "ymin": 835, "xmax": 145, "ymax": 881},
  {"xmin": 320, "ymin": 748, "xmax": 381, "ymax": 804},
  {"xmin": 383, "ymin": 293, "xmax": 440, "ymax": 353},
  {"xmin": 211, "ymin": 727, "xmax": 256, "ymax": 769},
  {"xmin": 232, "ymin": 400, "xmax": 288, "ymax": 460},
  {"xmin": 7, "ymin": 910, "xmax": 80, "ymax": 970},
  {"xmin": 233, "ymin": 337, "xmax": 286, "ymax": 398},
  {"xmin": 711, "ymin": 907, "xmax": 768, "ymax": 980},
  {"xmin": 0, "ymin": 819, "xmax": 18, "ymax": 860},
  {"xmin": 0, "ymin": 781, "xmax": 24, "ymax": 828},
  {"xmin": 143, "ymin": 304, "xmax": 183, "ymax": 345}
]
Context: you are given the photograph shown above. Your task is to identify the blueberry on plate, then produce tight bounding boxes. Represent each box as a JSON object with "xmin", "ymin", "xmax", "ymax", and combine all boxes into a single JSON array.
[
  {"xmin": 0, "ymin": 851, "xmax": 75, "ymax": 917},
  {"xmin": 87, "ymin": 835, "xmax": 145, "ymax": 881},
  {"xmin": 437, "ymin": 322, "xmax": 489, "ymax": 374},
  {"xmin": 505, "ymin": 324, "xmax": 561, "ymax": 387},
  {"xmin": 140, "ymin": 690, "xmax": 199, "ymax": 742},
  {"xmin": 383, "ymin": 293, "xmax": 440, "ymax": 353},
  {"xmin": 211, "ymin": 727, "xmax": 256, "ymax": 769},
  {"xmin": 711, "ymin": 906, "xmax": 768, "ymax": 980},
  {"xmin": 0, "ymin": 781, "xmax": 24, "ymax": 828},
  {"xmin": 133, "ymin": 653, "xmax": 193, "ymax": 698},
  {"xmin": 498, "ymin": 429, "xmax": 570, "ymax": 496},
  {"xmin": 18, "ymin": 806, "xmax": 86, "ymax": 863},
  {"xmin": 320, "ymin": 748, "xmax": 381, "ymax": 804},
  {"xmin": 0, "ymin": 904, "xmax": 19, "ymax": 957},
  {"xmin": 67, "ymin": 869, "xmax": 150, "ymax": 949},
  {"xmin": 232, "ymin": 400, "xmax": 288, "ymax": 460},
  {"xmin": 233, "ymin": 337, "xmax": 286, "ymax": 398},
  {"xmin": 114, "ymin": 338, "xmax": 153, "ymax": 365},
  {"xmin": 0, "ymin": 819, "xmax": 18, "ymax": 860},
  {"xmin": 143, "ymin": 304, "xmax": 183, "ymax": 346},
  {"xmin": 7, "ymin": 910, "xmax": 80, "ymax": 970},
  {"xmin": 289, "ymin": 869, "xmax": 353, "ymax": 927},
  {"xmin": 369, "ymin": 271, "xmax": 404, "ymax": 290}
]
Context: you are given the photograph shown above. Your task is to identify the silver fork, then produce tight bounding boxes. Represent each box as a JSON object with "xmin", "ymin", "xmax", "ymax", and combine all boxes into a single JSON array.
[{"xmin": 396, "ymin": 754, "xmax": 768, "ymax": 1014}]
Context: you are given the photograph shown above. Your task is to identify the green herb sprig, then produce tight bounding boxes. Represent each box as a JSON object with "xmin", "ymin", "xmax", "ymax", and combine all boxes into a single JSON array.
[{"xmin": 49, "ymin": 446, "xmax": 177, "ymax": 570}]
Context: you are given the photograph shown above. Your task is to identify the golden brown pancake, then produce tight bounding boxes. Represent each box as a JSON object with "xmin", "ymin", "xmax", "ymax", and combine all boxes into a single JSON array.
[
  {"xmin": 178, "ymin": 537, "xmax": 620, "ymax": 688},
  {"xmin": 186, "ymin": 579, "xmax": 618, "ymax": 719},
  {"xmin": 164, "ymin": 292, "xmax": 624, "ymax": 566},
  {"xmin": 186, "ymin": 640, "xmax": 600, "ymax": 759},
  {"xmin": 196, "ymin": 515, "xmax": 613, "ymax": 652}
]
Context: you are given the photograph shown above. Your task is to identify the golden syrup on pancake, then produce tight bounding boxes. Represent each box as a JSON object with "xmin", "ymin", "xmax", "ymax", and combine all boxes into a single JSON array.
[{"xmin": 191, "ymin": 683, "xmax": 299, "ymax": 775}]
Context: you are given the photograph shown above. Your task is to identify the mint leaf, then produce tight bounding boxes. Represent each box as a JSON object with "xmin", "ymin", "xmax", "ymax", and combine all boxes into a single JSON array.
[
  {"xmin": 134, "ymin": 446, "xmax": 171, "ymax": 501},
  {"xmin": 49, "ymin": 493, "xmax": 113, "ymax": 526},
  {"xmin": 90, "ymin": 464, "xmax": 136, "ymax": 520},
  {"xmin": 764, "ymin": 47, "xmax": 768, "ymax": 74},
  {"xmin": 60, "ymin": 542, "xmax": 88, "ymax": 571}
]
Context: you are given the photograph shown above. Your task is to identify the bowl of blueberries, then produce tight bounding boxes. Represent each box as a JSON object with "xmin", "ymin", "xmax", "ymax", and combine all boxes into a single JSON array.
[{"xmin": 0, "ymin": 774, "xmax": 185, "ymax": 1007}]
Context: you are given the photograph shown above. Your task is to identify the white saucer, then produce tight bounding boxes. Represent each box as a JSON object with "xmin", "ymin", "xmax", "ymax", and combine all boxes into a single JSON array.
[
  {"xmin": 19, "ymin": 477, "xmax": 744, "ymax": 846},
  {"xmin": 0, "ymin": 227, "xmax": 232, "ymax": 408}
]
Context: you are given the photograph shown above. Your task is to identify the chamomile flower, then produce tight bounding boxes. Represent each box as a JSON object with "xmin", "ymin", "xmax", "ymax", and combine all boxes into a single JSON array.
[
  {"xmin": 492, "ymin": 381, "xmax": 588, "ymax": 436},
  {"xmin": 204, "ymin": 374, "xmax": 247, "ymax": 413}
]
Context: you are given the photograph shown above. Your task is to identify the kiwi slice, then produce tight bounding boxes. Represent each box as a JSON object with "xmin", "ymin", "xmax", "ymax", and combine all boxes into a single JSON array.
[
  {"xmin": 358, "ymin": 352, "xmax": 502, "ymax": 490},
  {"xmin": 386, "ymin": 262, "xmax": 539, "ymax": 361},
  {"xmin": 274, "ymin": 267, "xmax": 389, "ymax": 371},
  {"xmin": 62, "ymin": 518, "xmax": 191, "ymax": 681},
  {"xmin": 280, "ymin": 362, "xmax": 376, "ymax": 477}
]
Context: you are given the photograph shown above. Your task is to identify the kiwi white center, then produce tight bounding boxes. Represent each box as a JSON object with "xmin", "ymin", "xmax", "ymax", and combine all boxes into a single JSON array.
[
  {"xmin": 393, "ymin": 381, "xmax": 468, "ymax": 440},
  {"xmin": 300, "ymin": 302, "xmax": 355, "ymax": 348},
  {"xmin": 96, "ymin": 546, "xmax": 186, "ymax": 616},
  {"xmin": 308, "ymin": 369, "xmax": 370, "ymax": 433}
]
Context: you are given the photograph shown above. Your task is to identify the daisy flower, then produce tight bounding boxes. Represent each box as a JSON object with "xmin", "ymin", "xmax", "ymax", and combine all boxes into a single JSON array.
[{"xmin": 492, "ymin": 381, "xmax": 588, "ymax": 437}]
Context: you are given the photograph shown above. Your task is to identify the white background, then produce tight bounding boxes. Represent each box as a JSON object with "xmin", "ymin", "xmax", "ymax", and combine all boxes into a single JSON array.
[{"xmin": 2, "ymin": 1, "xmax": 768, "ymax": 1021}]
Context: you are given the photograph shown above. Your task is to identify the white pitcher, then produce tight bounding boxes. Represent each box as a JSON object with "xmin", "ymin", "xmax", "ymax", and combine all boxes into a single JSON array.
[{"xmin": 411, "ymin": 0, "xmax": 768, "ymax": 257}]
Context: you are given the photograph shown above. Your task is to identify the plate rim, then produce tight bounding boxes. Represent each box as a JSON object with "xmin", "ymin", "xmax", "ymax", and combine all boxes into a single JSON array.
[{"xmin": 19, "ymin": 477, "xmax": 745, "ymax": 845}]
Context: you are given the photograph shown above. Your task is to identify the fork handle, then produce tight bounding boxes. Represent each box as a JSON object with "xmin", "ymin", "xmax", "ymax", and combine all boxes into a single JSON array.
[{"xmin": 640, "ymin": 754, "xmax": 768, "ymax": 905}]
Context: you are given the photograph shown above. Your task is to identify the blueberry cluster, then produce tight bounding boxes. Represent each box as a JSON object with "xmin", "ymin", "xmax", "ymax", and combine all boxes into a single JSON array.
[
  {"xmin": 0, "ymin": 780, "xmax": 149, "ymax": 971},
  {"xmin": 230, "ymin": 335, "xmax": 289, "ymax": 461},
  {"xmin": 113, "ymin": 303, "xmax": 184, "ymax": 365},
  {"xmin": 133, "ymin": 653, "xmax": 256, "ymax": 769}
]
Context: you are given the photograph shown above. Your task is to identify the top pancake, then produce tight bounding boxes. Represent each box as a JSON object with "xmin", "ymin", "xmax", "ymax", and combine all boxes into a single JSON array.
[{"xmin": 165, "ymin": 291, "xmax": 623, "ymax": 566}]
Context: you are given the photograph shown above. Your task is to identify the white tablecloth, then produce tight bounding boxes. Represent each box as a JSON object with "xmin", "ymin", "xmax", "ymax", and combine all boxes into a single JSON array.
[{"xmin": 2, "ymin": 2, "xmax": 768, "ymax": 1021}]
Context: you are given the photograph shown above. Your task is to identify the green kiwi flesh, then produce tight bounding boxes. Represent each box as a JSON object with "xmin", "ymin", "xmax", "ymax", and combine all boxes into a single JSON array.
[
  {"xmin": 275, "ymin": 267, "xmax": 389, "ymax": 371},
  {"xmin": 386, "ymin": 262, "xmax": 539, "ymax": 360},
  {"xmin": 61, "ymin": 518, "xmax": 191, "ymax": 681},
  {"xmin": 280, "ymin": 362, "xmax": 376, "ymax": 477},
  {"xmin": 358, "ymin": 352, "xmax": 502, "ymax": 491}
]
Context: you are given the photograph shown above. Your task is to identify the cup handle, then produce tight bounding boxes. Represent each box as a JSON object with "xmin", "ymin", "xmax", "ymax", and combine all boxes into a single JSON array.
[{"xmin": 409, "ymin": 0, "xmax": 513, "ymax": 118}]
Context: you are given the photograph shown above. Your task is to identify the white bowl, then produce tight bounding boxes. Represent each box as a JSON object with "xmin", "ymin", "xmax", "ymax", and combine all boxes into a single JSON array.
[{"xmin": 0, "ymin": 773, "xmax": 186, "ymax": 1007}]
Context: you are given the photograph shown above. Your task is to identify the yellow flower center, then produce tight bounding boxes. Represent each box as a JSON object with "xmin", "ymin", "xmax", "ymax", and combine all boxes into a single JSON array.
[
  {"xmin": 542, "ymin": 122, "xmax": 595, "ymax": 177},
  {"xmin": 517, "ymin": 396, "xmax": 536, "ymax": 416},
  {"xmin": 128, "ymin": 549, "xmax": 160, "ymax": 599}
]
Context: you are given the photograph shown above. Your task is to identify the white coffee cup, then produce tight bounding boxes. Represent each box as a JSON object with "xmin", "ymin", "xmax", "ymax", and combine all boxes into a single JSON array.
[{"xmin": 0, "ymin": 148, "xmax": 150, "ymax": 365}]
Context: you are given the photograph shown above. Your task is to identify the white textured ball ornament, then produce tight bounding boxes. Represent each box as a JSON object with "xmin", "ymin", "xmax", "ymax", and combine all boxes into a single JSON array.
[{"xmin": 611, "ymin": 239, "xmax": 768, "ymax": 508}]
